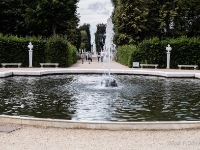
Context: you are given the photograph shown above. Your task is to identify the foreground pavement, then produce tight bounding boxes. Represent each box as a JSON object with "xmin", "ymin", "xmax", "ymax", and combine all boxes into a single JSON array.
[
  {"xmin": 1, "ymin": 124, "xmax": 200, "ymax": 150},
  {"xmin": 1, "ymin": 56, "xmax": 200, "ymax": 150}
]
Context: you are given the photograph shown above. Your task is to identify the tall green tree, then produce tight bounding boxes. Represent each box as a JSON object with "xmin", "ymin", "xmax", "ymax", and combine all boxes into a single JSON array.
[
  {"xmin": 112, "ymin": 0, "xmax": 200, "ymax": 45},
  {"xmin": 0, "ymin": 0, "xmax": 80, "ymax": 39},
  {"xmin": 113, "ymin": 0, "xmax": 148, "ymax": 45},
  {"xmin": 172, "ymin": 0, "xmax": 200, "ymax": 37},
  {"xmin": 23, "ymin": 0, "xmax": 79, "ymax": 37},
  {"xmin": 94, "ymin": 23, "xmax": 106, "ymax": 52},
  {"xmin": 111, "ymin": 0, "xmax": 118, "ymax": 7},
  {"xmin": 79, "ymin": 23, "xmax": 91, "ymax": 51},
  {"xmin": 80, "ymin": 30, "xmax": 88, "ymax": 50},
  {"xmin": 0, "ymin": 0, "xmax": 27, "ymax": 36},
  {"xmin": 144, "ymin": 0, "xmax": 180, "ymax": 39}
]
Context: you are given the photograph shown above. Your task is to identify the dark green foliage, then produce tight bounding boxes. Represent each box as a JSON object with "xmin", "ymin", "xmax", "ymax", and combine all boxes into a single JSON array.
[
  {"xmin": 79, "ymin": 24, "xmax": 91, "ymax": 51},
  {"xmin": 0, "ymin": 0, "xmax": 27, "ymax": 36},
  {"xmin": 46, "ymin": 37, "xmax": 77, "ymax": 67},
  {"xmin": 113, "ymin": 0, "xmax": 149, "ymax": 45},
  {"xmin": 73, "ymin": 28, "xmax": 81, "ymax": 50},
  {"xmin": 0, "ymin": 0, "xmax": 80, "ymax": 38},
  {"xmin": 168, "ymin": 37, "xmax": 200, "ymax": 68},
  {"xmin": 137, "ymin": 37, "xmax": 195, "ymax": 68},
  {"xmin": 23, "ymin": 0, "xmax": 80, "ymax": 36},
  {"xmin": 69, "ymin": 43, "xmax": 78, "ymax": 64},
  {"xmin": 0, "ymin": 35, "xmax": 31, "ymax": 67},
  {"xmin": 0, "ymin": 35, "xmax": 77, "ymax": 67},
  {"xmin": 95, "ymin": 24, "xmax": 106, "ymax": 52},
  {"xmin": 111, "ymin": 0, "xmax": 118, "ymax": 7},
  {"xmin": 116, "ymin": 45, "xmax": 137, "ymax": 67},
  {"xmin": 31, "ymin": 39, "xmax": 46, "ymax": 67},
  {"xmin": 119, "ymin": 36, "xmax": 200, "ymax": 68},
  {"xmin": 138, "ymin": 38, "xmax": 167, "ymax": 68},
  {"xmin": 112, "ymin": 0, "xmax": 200, "ymax": 46}
]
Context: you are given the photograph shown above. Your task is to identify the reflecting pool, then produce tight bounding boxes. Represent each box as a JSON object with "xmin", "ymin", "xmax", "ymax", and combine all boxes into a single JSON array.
[{"xmin": 0, "ymin": 74, "xmax": 200, "ymax": 121}]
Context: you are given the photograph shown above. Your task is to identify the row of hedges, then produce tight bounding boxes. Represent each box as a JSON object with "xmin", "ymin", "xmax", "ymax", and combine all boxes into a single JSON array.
[
  {"xmin": 116, "ymin": 45, "xmax": 136, "ymax": 67},
  {"xmin": 116, "ymin": 36, "xmax": 200, "ymax": 69},
  {"xmin": 0, "ymin": 34, "xmax": 77, "ymax": 67}
]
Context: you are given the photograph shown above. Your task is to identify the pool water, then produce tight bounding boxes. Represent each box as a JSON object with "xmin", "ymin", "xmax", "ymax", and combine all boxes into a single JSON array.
[{"xmin": 0, "ymin": 74, "xmax": 200, "ymax": 122}]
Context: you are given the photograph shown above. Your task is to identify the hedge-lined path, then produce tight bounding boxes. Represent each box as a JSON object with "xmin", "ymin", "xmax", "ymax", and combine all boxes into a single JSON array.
[
  {"xmin": 66, "ymin": 54, "xmax": 200, "ymax": 72},
  {"xmin": 69, "ymin": 54, "xmax": 132, "ymax": 70},
  {"xmin": 0, "ymin": 54, "xmax": 200, "ymax": 72},
  {"xmin": 0, "ymin": 54, "xmax": 131, "ymax": 71}
]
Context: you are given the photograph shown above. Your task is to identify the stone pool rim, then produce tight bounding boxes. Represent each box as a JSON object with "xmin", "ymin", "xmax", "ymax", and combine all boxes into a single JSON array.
[
  {"xmin": 1, "ymin": 115, "xmax": 200, "ymax": 130},
  {"xmin": 0, "ymin": 68, "xmax": 200, "ymax": 79}
]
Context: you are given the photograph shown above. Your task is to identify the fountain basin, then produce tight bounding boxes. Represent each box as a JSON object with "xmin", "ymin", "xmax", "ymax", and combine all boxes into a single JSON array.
[{"xmin": 0, "ymin": 73, "xmax": 200, "ymax": 122}]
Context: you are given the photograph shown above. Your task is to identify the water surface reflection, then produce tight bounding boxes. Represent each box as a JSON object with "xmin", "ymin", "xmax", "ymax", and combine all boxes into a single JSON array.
[{"xmin": 0, "ymin": 75, "xmax": 200, "ymax": 121}]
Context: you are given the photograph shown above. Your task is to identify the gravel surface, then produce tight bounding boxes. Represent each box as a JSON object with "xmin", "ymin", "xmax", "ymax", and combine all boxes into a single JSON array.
[{"xmin": 0, "ymin": 125, "xmax": 200, "ymax": 150}]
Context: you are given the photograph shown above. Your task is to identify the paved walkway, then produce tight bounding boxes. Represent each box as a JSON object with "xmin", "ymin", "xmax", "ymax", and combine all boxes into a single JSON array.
[
  {"xmin": 1, "ymin": 55, "xmax": 200, "ymax": 150},
  {"xmin": 70, "ymin": 55, "xmax": 131, "ymax": 70},
  {"xmin": 0, "ymin": 54, "xmax": 199, "ymax": 73},
  {"xmin": 0, "ymin": 124, "xmax": 200, "ymax": 150},
  {"xmin": 0, "ymin": 55, "xmax": 131, "ymax": 71}
]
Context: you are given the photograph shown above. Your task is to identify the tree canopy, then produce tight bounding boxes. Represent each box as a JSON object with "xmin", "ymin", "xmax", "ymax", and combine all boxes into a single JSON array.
[
  {"xmin": 94, "ymin": 23, "xmax": 106, "ymax": 52},
  {"xmin": 24, "ymin": 0, "xmax": 79, "ymax": 36},
  {"xmin": 0, "ymin": 0, "xmax": 26, "ymax": 36},
  {"xmin": 112, "ymin": 0, "xmax": 200, "ymax": 45},
  {"xmin": 79, "ymin": 23, "xmax": 91, "ymax": 51},
  {"xmin": 0, "ymin": 0, "xmax": 80, "ymax": 38}
]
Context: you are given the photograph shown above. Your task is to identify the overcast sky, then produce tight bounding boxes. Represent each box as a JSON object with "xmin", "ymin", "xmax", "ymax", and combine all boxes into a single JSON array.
[{"xmin": 77, "ymin": 0, "xmax": 114, "ymax": 43}]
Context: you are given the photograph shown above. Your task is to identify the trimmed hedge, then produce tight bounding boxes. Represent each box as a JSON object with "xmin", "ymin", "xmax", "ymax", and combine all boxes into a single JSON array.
[
  {"xmin": 116, "ymin": 45, "xmax": 137, "ymax": 68},
  {"xmin": 0, "ymin": 34, "xmax": 77, "ymax": 67},
  {"xmin": 137, "ymin": 37, "xmax": 167, "ymax": 68},
  {"xmin": 117, "ymin": 36, "xmax": 200, "ymax": 69},
  {"xmin": 46, "ymin": 37, "xmax": 69, "ymax": 67},
  {"xmin": 0, "ymin": 35, "xmax": 29, "ymax": 67}
]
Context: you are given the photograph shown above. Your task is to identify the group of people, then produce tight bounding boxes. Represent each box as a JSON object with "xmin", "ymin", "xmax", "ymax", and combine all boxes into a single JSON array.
[
  {"xmin": 80, "ymin": 50, "xmax": 105, "ymax": 64},
  {"xmin": 97, "ymin": 50, "xmax": 104, "ymax": 63},
  {"xmin": 80, "ymin": 51, "xmax": 92, "ymax": 64}
]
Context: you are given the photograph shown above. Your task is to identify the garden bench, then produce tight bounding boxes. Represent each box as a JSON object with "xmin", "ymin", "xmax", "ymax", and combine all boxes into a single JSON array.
[
  {"xmin": 178, "ymin": 65, "xmax": 198, "ymax": 70},
  {"xmin": 40, "ymin": 63, "xmax": 59, "ymax": 68},
  {"xmin": 1, "ymin": 63, "xmax": 22, "ymax": 68},
  {"xmin": 140, "ymin": 64, "xmax": 158, "ymax": 69}
]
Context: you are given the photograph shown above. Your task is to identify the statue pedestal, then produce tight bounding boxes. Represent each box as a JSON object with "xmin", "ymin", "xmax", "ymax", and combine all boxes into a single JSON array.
[
  {"xmin": 29, "ymin": 50, "xmax": 33, "ymax": 67},
  {"xmin": 166, "ymin": 51, "xmax": 170, "ymax": 69}
]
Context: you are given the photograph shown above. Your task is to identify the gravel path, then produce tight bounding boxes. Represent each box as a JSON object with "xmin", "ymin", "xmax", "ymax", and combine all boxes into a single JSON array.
[{"xmin": 0, "ymin": 125, "xmax": 200, "ymax": 150}]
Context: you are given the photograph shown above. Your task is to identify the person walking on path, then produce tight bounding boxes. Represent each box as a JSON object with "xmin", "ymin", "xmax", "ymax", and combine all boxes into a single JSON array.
[
  {"xmin": 88, "ymin": 51, "xmax": 92, "ymax": 64},
  {"xmin": 81, "ymin": 52, "xmax": 85, "ymax": 64},
  {"xmin": 97, "ymin": 52, "xmax": 101, "ymax": 62},
  {"xmin": 85, "ymin": 52, "xmax": 88, "ymax": 60},
  {"xmin": 100, "ymin": 50, "xmax": 104, "ymax": 62}
]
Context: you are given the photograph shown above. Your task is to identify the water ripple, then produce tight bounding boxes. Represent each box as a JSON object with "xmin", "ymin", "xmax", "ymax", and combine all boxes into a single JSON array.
[{"xmin": 0, "ymin": 75, "xmax": 200, "ymax": 121}]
